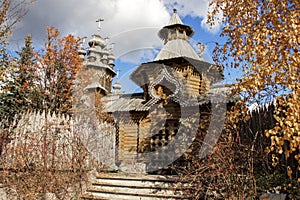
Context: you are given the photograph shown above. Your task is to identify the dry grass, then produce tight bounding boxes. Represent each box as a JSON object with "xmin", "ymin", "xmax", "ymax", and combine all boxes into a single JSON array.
[{"xmin": 0, "ymin": 169, "xmax": 93, "ymax": 199}]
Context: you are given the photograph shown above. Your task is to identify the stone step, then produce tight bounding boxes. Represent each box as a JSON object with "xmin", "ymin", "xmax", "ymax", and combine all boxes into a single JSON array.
[
  {"xmin": 81, "ymin": 173, "xmax": 194, "ymax": 200},
  {"xmin": 95, "ymin": 174, "xmax": 183, "ymax": 186},
  {"xmin": 96, "ymin": 172, "xmax": 178, "ymax": 180},
  {"xmin": 82, "ymin": 190, "xmax": 192, "ymax": 200},
  {"xmin": 86, "ymin": 185, "xmax": 191, "ymax": 199},
  {"xmin": 89, "ymin": 183, "xmax": 188, "ymax": 196},
  {"xmin": 93, "ymin": 179, "xmax": 178, "ymax": 188}
]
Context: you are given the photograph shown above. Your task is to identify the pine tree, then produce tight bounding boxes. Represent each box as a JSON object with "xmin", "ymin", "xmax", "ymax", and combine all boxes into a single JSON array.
[{"xmin": 0, "ymin": 36, "xmax": 37, "ymax": 120}]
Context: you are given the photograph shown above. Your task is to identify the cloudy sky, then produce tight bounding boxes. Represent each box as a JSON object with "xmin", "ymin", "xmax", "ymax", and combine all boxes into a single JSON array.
[{"xmin": 11, "ymin": 0, "xmax": 226, "ymax": 92}]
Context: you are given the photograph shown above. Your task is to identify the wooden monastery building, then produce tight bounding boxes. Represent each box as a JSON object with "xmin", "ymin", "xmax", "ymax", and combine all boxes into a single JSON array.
[{"xmin": 79, "ymin": 9, "xmax": 237, "ymax": 173}]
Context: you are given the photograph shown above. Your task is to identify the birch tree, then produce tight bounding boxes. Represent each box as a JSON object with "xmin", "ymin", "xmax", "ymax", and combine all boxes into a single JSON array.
[{"xmin": 208, "ymin": 0, "xmax": 299, "ymax": 185}]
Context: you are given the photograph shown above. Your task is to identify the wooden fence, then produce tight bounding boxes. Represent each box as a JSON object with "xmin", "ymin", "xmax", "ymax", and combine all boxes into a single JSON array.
[
  {"xmin": 0, "ymin": 111, "xmax": 116, "ymax": 171},
  {"xmin": 239, "ymin": 102, "xmax": 276, "ymax": 149}
]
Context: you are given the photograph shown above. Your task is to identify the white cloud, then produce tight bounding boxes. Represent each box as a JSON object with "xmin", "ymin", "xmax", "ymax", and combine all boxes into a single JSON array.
[
  {"xmin": 10, "ymin": 0, "xmax": 221, "ymax": 64},
  {"xmin": 162, "ymin": 0, "xmax": 222, "ymax": 33},
  {"xmin": 162, "ymin": 0, "xmax": 210, "ymax": 17},
  {"xmin": 10, "ymin": 0, "xmax": 170, "ymax": 63},
  {"xmin": 200, "ymin": 14, "xmax": 222, "ymax": 34}
]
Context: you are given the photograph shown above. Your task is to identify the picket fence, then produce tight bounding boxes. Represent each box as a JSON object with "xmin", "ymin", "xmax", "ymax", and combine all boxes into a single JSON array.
[{"xmin": 0, "ymin": 111, "xmax": 116, "ymax": 171}]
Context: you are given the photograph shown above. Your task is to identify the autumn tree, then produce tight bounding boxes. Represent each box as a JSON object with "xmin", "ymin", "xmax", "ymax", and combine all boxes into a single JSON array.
[
  {"xmin": 0, "ymin": 0, "xmax": 31, "ymax": 79},
  {"xmin": 0, "ymin": 27, "xmax": 82, "ymax": 120},
  {"xmin": 208, "ymin": 0, "xmax": 299, "ymax": 191},
  {"xmin": 0, "ymin": 0, "xmax": 25, "ymax": 49},
  {"xmin": 16, "ymin": 35, "xmax": 41, "ymax": 109},
  {"xmin": 34, "ymin": 27, "xmax": 82, "ymax": 115},
  {"xmin": 0, "ymin": 26, "xmax": 92, "ymax": 199}
]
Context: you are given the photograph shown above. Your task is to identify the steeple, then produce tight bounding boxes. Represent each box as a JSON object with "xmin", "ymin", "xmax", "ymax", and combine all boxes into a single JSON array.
[
  {"xmin": 158, "ymin": 9, "xmax": 194, "ymax": 44},
  {"xmin": 84, "ymin": 18, "xmax": 116, "ymax": 96},
  {"xmin": 168, "ymin": 9, "xmax": 183, "ymax": 25},
  {"xmin": 155, "ymin": 9, "xmax": 199, "ymax": 61}
]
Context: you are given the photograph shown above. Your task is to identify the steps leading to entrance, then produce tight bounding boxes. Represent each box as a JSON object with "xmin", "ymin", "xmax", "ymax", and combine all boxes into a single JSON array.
[{"xmin": 81, "ymin": 172, "xmax": 194, "ymax": 200}]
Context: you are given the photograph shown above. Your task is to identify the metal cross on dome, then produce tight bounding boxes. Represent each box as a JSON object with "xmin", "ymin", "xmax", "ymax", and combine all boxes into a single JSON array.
[{"xmin": 96, "ymin": 18, "xmax": 104, "ymax": 32}]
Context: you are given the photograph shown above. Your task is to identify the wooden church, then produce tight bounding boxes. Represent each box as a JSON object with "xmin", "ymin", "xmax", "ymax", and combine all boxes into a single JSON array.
[{"xmin": 80, "ymin": 9, "xmax": 236, "ymax": 174}]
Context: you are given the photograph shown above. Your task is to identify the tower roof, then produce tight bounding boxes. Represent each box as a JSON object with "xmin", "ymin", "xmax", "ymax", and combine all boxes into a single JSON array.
[
  {"xmin": 168, "ymin": 9, "xmax": 183, "ymax": 25},
  {"xmin": 154, "ymin": 39, "xmax": 199, "ymax": 61},
  {"xmin": 158, "ymin": 9, "xmax": 194, "ymax": 40},
  {"xmin": 155, "ymin": 9, "xmax": 198, "ymax": 61}
]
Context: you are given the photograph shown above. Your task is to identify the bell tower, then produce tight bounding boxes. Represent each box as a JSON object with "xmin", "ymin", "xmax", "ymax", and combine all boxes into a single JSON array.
[{"xmin": 79, "ymin": 19, "xmax": 117, "ymax": 109}]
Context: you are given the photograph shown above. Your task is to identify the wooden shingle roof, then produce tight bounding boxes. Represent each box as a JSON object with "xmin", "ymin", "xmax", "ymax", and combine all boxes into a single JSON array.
[
  {"xmin": 168, "ymin": 9, "xmax": 184, "ymax": 25},
  {"xmin": 102, "ymin": 85, "xmax": 237, "ymax": 113},
  {"xmin": 154, "ymin": 39, "xmax": 200, "ymax": 61}
]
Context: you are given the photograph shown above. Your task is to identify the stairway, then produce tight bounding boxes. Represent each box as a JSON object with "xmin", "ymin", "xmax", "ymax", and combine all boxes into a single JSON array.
[{"xmin": 81, "ymin": 172, "xmax": 194, "ymax": 200}]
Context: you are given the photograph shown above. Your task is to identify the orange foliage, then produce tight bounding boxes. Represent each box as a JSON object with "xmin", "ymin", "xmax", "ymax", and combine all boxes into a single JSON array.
[
  {"xmin": 208, "ymin": 0, "xmax": 299, "ymax": 184},
  {"xmin": 34, "ymin": 27, "xmax": 82, "ymax": 114}
]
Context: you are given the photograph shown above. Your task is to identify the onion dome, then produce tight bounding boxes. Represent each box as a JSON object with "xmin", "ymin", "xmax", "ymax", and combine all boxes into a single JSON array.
[
  {"xmin": 113, "ymin": 80, "xmax": 122, "ymax": 93},
  {"xmin": 88, "ymin": 34, "xmax": 106, "ymax": 48}
]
